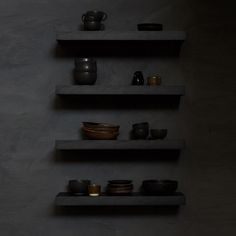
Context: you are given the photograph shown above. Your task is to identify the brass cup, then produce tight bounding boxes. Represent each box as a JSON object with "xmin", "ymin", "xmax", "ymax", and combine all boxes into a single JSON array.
[
  {"xmin": 147, "ymin": 75, "xmax": 162, "ymax": 86},
  {"xmin": 88, "ymin": 184, "xmax": 101, "ymax": 196}
]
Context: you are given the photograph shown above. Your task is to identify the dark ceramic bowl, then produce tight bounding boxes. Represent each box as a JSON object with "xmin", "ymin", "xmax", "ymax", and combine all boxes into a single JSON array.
[
  {"xmin": 132, "ymin": 122, "xmax": 149, "ymax": 139},
  {"xmin": 137, "ymin": 23, "xmax": 163, "ymax": 31},
  {"xmin": 150, "ymin": 129, "xmax": 168, "ymax": 140},
  {"xmin": 74, "ymin": 58, "xmax": 97, "ymax": 72},
  {"xmin": 74, "ymin": 71, "xmax": 97, "ymax": 85},
  {"xmin": 142, "ymin": 180, "xmax": 178, "ymax": 195},
  {"xmin": 83, "ymin": 21, "xmax": 102, "ymax": 31},
  {"xmin": 68, "ymin": 180, "xmax": 91, "ymax": 195}
]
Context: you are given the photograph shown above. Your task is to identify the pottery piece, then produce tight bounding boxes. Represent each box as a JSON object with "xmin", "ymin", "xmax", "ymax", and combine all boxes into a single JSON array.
[
  {"xmin": 147, "ymin": 75, "xmax": 162, "ymax": 86},
  {"xmin": 82, "ymin": 11, "xmax": 108, "ymax": 22},
  {"xmin": 137, "ymin": 23, "xmax": 163, "ymax": 31},
  {"xmin": 83, "ymin": 122, "xmax": 120, "ymax": 132},
  {"xmin": 88, "ymin": 184, "xmax": 101, "ymax": 196},
  {"xmin": 83, "ymin": 21, "xmax": 102, "ymax": 31},
  {"xmin": 74, "ymin": 58, "xmax": 97, "ymax": 72},
  {"xmin": 74, "ymin": 71, "xmax": 97, "ymax": 85},
  {"xmin": 142, "ymin": 180, "xmax": 178, "ymax": 195},
  {"xmin": 132, "ymin": 122, "xmax": 149, "ymax": 139},
  {"xmin": 107, "ymin": 180, "xmax": 133, "ymax": 196},
  {"xmin": 68, "ymin": 180, "xmax": 91, "ymax": 195},
  {"xmin": 82, "ymin": 126, "xmax": 119, "ymax": 140},
  {"xmin": 150, "ymin": 129, "xmax": 167, "ymax": 139},
  {"xmin": 132, "ymin": 71, "xmax": 144, "ymax": 85}
]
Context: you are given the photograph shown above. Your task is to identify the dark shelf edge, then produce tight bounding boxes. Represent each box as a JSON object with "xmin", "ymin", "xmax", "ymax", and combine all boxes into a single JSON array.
[
  {"xmin": 55, "ymin": 192, "xmax": 186, "ymax": 206},
  {"xmin": 55, "ymin": 140, "xmax": 185, "ymax": 151},
  {"xmin": 55, "ymin": 86, "xmax": 185, "ymax": 96}
]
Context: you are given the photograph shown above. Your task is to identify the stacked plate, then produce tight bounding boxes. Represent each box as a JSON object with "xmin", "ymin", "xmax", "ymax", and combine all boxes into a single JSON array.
[
  {"xmin": 106, "ymin": 180, "xmax": 133, "ymax": 196},
  {"xmin": 82, "ymin": 122, "xmax": 120, "ymax": 140}
]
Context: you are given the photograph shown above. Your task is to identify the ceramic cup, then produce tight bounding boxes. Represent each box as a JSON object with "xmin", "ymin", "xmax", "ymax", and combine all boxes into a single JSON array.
[
  {"xmin": 132, "ymin": 71, "xmax": 144, "ymax": 85},
  {"xmin": 83, "ymin": 21, "xmax": 102, "ymax": 31},
  {"xmin": 88, "ymin": 184, "xmax": 101, "ymax": 196},
  {"xmin": 147, "ymin": 75, "xmax": 162, "ymax": 86},
  {"xmin": 82, "ymin": 11, "xmax": 108, "ymax": 22},
  {"xmin": 132, "ymin": 122, "xmax": 149, "ymax": 139},
  {"xmin": 68, "ymin": 180, "xmax": 91, "ymax": 195}
]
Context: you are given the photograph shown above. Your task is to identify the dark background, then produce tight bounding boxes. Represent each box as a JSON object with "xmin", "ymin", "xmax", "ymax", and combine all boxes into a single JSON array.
[{"xmin": 0, "ymin": 0, "xmax": 236, "ymax": 235}]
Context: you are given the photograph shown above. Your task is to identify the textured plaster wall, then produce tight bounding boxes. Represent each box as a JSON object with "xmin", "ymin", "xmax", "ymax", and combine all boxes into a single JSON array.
[{"xmin": 0, "ymin": 0, "xmax": 236, "ymax": 235}]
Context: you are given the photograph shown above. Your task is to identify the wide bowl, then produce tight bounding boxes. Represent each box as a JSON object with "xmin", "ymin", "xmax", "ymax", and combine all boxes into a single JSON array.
[
  {"xmin": 142, "ymin": 180, "xmax": 178, "ymax": 195},
  {"xmin": 108, "ymin": 180, "xmax": 132, "ymax": 185},
  {"xmin": 83, "ymin": 122, "xmax": 120, "ymax": 131},
  {"xmin": 82, "ymin": 127, "xmax": 119, "ymax": 140},
  {"xmin": 150, "ymin": 129, "xmax": 168, "ymax": 139},
  {"xmin": 74, "ymin": 71, "xmax": 97, "ymax": 85},
  {"xmin": 137, "ymin": 23, "xmax": 163, "ymax": 31}
]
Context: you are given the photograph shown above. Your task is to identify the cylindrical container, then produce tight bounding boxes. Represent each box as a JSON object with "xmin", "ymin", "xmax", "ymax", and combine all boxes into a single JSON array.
[
  {"xmin": 132, "ymin": 71, "xmax": 144, "ymax": 85},
  {"xmin": 88, "ymin": 184, "xmax": 101, "ymax": 196},
  {"xmin": 147, "ymin": 75, "xmax": 162, "ymax": 86},
  {"xmin": 75, "ymin": 58, "xmax": 97, "ymax": 72},
  {"xmin": 132, "ymin": 122, "xmax": 149, "ymax": 139}
]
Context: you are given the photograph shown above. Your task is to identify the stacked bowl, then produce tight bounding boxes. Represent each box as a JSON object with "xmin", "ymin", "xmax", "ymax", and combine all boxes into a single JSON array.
[
  {"xmin": 106, "ymin": 180, "xmax": 133, "ymax": 196},
  {"xmin": 74, "ymin": 58, "xmax": 97, "ymax": 85},
  {"xmin": 82, "ymin": 122, "xmax": 120, "ymax": 140}
]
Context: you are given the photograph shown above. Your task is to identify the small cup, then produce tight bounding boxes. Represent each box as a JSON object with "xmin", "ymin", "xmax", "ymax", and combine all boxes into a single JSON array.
[
  {"xmin": 82, "ymin": 11, "xmax": 108, "ymax": 22},
  {"xmin": 132, "ymin": 71, "xmax": 144, "ymax": 85},
  {"xmin": 147, "ymin": 75, "xmax": 162, "ymax": 86},
  {"xmin": 88, "ymin": 184, "xmax": 101, "ymax": 196},
  {"xmin": 83, "ymin": 21, "xmax": 102, "ymax": 31},
  {"xmin": 132, "ymin": 122, "xmax": 149, "ymax": 139}
]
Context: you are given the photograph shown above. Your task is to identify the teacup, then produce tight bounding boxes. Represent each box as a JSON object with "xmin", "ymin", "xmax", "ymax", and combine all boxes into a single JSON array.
[{"xmin": 82, "ymin": 11, "xmax": 108, "ymax": 22}]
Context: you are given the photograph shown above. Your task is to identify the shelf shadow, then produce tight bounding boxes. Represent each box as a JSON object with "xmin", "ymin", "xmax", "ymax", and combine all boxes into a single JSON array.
[
  {"xmin": 55, "ymin": 40, "xmax": 184, "ymax": 57},
  {"xmin": 53, "ymin": 95, "xmax": 181, "ymax": 110},
  {"xmin": 54, "ymin": 205, "xmax": 180, "ymax": 216},
  {"xmin": 54, "ymin": 150, "xmax": 180, "ymax": 163}
]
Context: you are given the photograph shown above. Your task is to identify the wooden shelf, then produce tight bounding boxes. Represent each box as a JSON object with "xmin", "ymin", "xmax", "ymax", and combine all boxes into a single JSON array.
[
  {"xmin": 57, "ymin": 31, "xmax": 186, "ymax": 41},
  {"xmin": 56, "ymin": 85, "xmax": 185, "ymax": 96},
  {"xmin": 55, "ymin": 140, "xmax": 185, "ymax": 151},
  {"xmin": 56, "ymin": 30, "xmax": 186, "ymax": 56},
  {"xmin": 55, "ymin": 192, "xmax": 186, "ymax": 206}
]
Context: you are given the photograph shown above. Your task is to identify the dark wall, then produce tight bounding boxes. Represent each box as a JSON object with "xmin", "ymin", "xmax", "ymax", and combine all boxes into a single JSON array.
[{"xmin": 0, "ymin": 0, "xmax": 236, "ymax": 235}]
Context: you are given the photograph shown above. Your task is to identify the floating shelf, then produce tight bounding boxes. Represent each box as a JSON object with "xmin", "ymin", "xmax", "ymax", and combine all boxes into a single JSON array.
[
  {"xmin": 56, "ymin": 86, "xmax": 185, "ymax": 96},
  {"xmin": 55, "ymin": 192, "xmax": 186, "ymax": 206},
  {"xmin": 55, "ymin": 140, "xmax": 185, "ymax": 151},
  {"xmin": 56, "ymin": 31, "xmax": 186, "ymax": 56},
  {"xmin": 57, "ymin": 31, "xmax": 186, "ymax": 41}
]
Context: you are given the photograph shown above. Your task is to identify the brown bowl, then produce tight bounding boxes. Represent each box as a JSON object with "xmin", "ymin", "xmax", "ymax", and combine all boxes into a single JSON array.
[
  {"xmin": 83, "ymin": 126, "xmax": 119, "ymax": 133},
  {"xmin": 82, "ymin": 127, "xmax": 119, "ymax": 140},
  {"xmin": 83, "ymin": 122, "xmax": 120, "ymax": 130}
]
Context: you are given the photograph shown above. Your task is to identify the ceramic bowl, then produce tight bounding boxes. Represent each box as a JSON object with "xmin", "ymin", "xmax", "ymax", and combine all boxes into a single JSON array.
[
  {"xmin": 74, "ymin": 71, "xmax": 97, "ymax": 85},
  {"xmin": 83, "ymin": 122, "xmax": 120, "ymax": 132},
  {"xmin": 82, "ymin": 127, "xmax": 119, "ymax": 140},
  {"xmin": 137, "ymin": 23, "xmax": 163, "ymax": 31},
  {"xmin": 142, "ymin": 180, "xmax": 178, "ymax": 195},
  {"xmin": 83, "ymin": 21, "xmax": 102, "ymax": 31},
  {"xmin": 68, "ymin": 180, "xmax": 91, "ymax": 195},
  {"xmin": 150, "ymin": 129, "xmax": 168, "ymax": 139},
  {"xmin": 82, "ymin": 11, "xmax": 108, "ymax": 22}
]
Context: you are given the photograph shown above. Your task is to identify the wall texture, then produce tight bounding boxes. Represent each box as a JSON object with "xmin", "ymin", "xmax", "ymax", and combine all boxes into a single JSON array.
[{"xmin": 0, "ymin": 0, "xmax": 236, "ymax": 235}]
